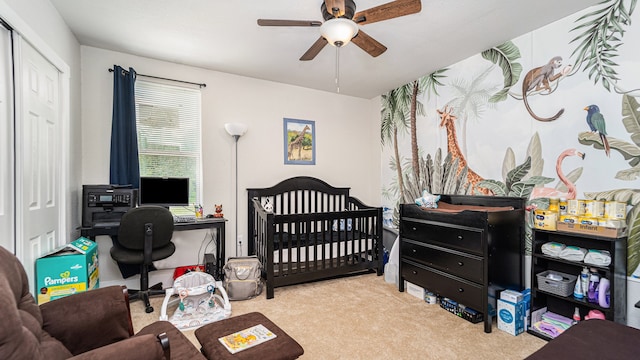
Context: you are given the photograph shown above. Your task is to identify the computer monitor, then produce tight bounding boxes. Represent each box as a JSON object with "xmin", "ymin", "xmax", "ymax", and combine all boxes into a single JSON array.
[{"xmin": 138, "ymin": 177, "xmax": 190, "ymax": 207}]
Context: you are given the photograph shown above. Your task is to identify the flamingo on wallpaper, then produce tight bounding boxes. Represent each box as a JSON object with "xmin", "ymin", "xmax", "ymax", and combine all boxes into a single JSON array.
[{"xmin": 530, "ymin": 148, "xmax": 585, "ymax": 200}]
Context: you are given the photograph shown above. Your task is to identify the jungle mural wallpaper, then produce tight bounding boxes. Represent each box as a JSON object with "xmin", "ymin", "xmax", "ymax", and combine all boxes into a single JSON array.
[{"xmin": 380, "ymin": 0, "xmax": 640, "ymax": 277}]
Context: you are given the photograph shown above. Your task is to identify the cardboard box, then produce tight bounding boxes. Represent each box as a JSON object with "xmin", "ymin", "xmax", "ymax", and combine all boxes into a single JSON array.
[
  {"xmin": 497, "ymin": 298, "xmax": 525, "ymax": 336},
  {"xmin": 36, "ymin": 237, "xmax": 99, "ymax": 304},
  {"xmin": 404, "ymin": 281, "xmax": 426, "ymax": 301},
  {"xmin": 556, "ymin": 222, "xmax": 626, "ymax": 238},
  {"xmin": 500, "ymin": 289, "xmax": 523, "ymax": 303}
]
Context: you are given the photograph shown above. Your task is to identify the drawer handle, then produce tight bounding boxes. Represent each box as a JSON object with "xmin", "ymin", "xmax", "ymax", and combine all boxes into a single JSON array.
[
  {"xmin": 412, "ymin": 270, "xmax": 418, "ymax": 275},
  {"xmin": 457, "ymin": 235, "xmax": 463, "ymax": 240},
  {"xmin": 458, "ymin": 288, "xmax": 464, "ymax": 293},
  {"xmin": 457, "ymin": 261, "xmax": 464, "ymax": 266},
  {"xmin": 412, "ymin": 227, "xmax": 417, "ymax": 231},
  {"xmin": 412, "ymin": 249, "xmax": 417, "ymax": 253}
]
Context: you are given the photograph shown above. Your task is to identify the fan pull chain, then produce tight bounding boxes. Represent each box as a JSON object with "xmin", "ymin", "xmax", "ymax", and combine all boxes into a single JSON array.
[{"xmin": 335, "ymin": 46, "xmax": 340, "ymax": 93}]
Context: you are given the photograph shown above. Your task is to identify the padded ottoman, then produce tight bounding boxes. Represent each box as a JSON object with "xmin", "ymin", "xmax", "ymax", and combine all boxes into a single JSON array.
[
  {"xmin": 525, "ymin": 319, "xmax": 640, "ymax": 359},
  {"xmin": 195, "ymin": 312, "xmax": 304, "ymax": 360}
]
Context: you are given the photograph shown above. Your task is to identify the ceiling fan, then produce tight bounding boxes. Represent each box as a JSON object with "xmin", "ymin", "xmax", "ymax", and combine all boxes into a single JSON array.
[{"xmin": 257, "ymin": 0, "xmax": 422, "ymax": 61}]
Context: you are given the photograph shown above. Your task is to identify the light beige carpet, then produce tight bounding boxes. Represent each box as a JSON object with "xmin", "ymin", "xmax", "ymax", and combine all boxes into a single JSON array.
[{"xmin": 130, "ymin": 274, "xmax": 546, "ymax": 359}]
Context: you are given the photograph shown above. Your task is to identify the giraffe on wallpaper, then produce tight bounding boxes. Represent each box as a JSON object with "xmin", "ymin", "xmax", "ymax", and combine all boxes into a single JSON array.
[
  {"xmin": 437, "ymin": 106, "xmax": 491, "ymax": 195},
  {"xmin": 287, "ymin": 124, "xmax": 310, "ymax": 160}
]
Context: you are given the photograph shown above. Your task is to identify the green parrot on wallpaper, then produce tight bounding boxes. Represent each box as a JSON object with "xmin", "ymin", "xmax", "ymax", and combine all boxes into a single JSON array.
[{"xmin": 584, "ymin": 105, "xmax": 611, "ymax": 157}]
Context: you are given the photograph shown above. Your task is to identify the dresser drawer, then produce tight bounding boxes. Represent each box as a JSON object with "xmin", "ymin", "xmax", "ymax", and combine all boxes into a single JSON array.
[
  {"xmin": 402, "ymin": 260, "xmax": 483, "ymax": 311},
  {"xmin": 401, "ymin": 240, "xmax": 484, "ymax": 283},
  {"xmin": 401, "ymin": 219, "xmax": 484, "ymax": 254}
]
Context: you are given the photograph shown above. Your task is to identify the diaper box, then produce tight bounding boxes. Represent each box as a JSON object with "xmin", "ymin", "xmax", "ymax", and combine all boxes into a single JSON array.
[
  {"xmin": 404, "ymin": 280, "xmax": 426, "ymax": 301},
  {"xmin": 36, "ymin": 237, "xmax": 99, "ymax": 304},
  {"xmin": 497, "ymin": 297, "xmax": 525, "ymax": 336},
  {"xmin": 500, "ymin": 289, "xmax": 523, "ymax": 303}
]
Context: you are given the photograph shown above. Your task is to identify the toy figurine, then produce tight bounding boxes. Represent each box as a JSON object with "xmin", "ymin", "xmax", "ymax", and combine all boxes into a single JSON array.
[{"xmin": 213, "ymin": 204, "xmax": 224, "ymax": 218}]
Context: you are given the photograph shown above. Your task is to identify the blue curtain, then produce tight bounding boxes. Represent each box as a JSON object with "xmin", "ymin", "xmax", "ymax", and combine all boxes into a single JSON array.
[{"xmin": 109, "ymin": 65, "xmax": 140, "ymax": 188}]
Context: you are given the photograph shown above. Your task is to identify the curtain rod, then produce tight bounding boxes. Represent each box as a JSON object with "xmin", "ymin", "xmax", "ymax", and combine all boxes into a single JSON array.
[{"xmin": 108, "ymin": 68, "xmax": 206, "ymax": 88}]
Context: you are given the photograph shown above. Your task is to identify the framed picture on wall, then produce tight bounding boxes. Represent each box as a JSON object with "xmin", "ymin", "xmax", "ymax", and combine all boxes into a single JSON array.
[{"xmin": 283, "ymin": 118, "xmax": 315, "ymax": 165}]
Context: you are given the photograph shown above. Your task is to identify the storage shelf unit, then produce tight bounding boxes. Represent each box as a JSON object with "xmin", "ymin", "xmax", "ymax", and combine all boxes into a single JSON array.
[
  {"xmin": 529, "ymin": 229, "xmax": 627, "ymax": 340},
  {"xmin": 399, "ymin": 195, "xmax": 525, "ymax": 333}
]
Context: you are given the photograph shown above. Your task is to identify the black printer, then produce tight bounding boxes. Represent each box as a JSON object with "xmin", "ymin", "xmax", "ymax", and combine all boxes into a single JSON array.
[{"xmin": 81, "ymin": 185, "xmax": 137, "ymax": 228}]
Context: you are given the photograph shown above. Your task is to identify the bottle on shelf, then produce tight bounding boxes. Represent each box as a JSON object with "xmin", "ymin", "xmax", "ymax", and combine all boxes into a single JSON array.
[
  {"xmin": 573, "ymin": 272, "xmax": 584, "ymax": 299},
  {"xmin": 598, "ymin": 277, "xmax": 610, "ymax": 308},
  {"xmin": 587, "ymin": 268, "xmax": 600, "ymax": 303},
  {"xmin": 548, "ymin": 197, "xmax": 560, "ymax": 213},
  {"xmin": 580, "ymin": 267, "xmax": 589, "ymax": 299},
  {"xmin": 573, "ymin": 307, "xmax": 581, "ymax": 324}
]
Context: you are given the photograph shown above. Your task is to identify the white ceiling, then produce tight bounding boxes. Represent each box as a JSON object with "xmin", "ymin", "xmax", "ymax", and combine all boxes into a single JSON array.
[{"xmin": 50, "ymin": 0, "xmax": 600, "ymax": 99}]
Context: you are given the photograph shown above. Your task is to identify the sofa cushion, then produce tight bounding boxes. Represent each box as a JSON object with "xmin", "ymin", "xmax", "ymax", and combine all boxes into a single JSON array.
[
  {"xmin": 0, "ymin": 246, "xmax": 72, "ymax": 360},
  {"xmin": 136, "ymin": 321, "xmax": 206, "ymax": 360}
]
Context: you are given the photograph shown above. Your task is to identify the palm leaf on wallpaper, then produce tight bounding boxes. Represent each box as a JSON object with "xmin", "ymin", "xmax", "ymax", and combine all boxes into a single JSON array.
[
  {"xmin": 570, "ymin": 0, "xmax": 637, "ymax": 92},
  {"xmin": 501, "ymin": 133, "xmax": 544, "ymax": 182},
  {"xmin": 480, "ymin": 40, "xmax": 523, "ymax": 103},
  {"xmin": 400, "ymin": 148, "xmax": 473, "ymax": 203},
  {"xmin": 524, "ymin": 132, "xmax": 544, "ymax": 180},
  {"xmin": 584, "ymin": 188, "xmax": 640, "ymax": 276},
  {"xmin": 555, "ymin": 167, "xmax": 584, "ymax": 193},
  {"xmin": 423, "ymin": 69, "xmax": 449, "ymax": 98},
  {"xmin": 579, "ymin": 94, "xmax": 640, "ymax": 180},
  {"xmin": 476, "ymin": 156, "xmax": 552, "ymax": 256}
]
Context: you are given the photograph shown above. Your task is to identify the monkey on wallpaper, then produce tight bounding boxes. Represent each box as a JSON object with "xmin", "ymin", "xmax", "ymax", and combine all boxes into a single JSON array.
[{"xmin": 521, "ymin": 56, "xmax": 571, "ymax": 122}]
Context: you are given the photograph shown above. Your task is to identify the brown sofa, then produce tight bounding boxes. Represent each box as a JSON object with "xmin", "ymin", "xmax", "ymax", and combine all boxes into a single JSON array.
[{"xmin": 0, "ymin": 246, "xmax": 206, "ymax": 360}]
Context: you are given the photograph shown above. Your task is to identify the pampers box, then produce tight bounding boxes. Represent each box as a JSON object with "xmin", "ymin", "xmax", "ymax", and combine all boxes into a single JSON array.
[
  {"xmin": 36, "ymin": 237, "xmax": 99, "ymax": 304},
  {"xmin": 497, "ymin": 297, "xmax": 525, "ymax": 336}
]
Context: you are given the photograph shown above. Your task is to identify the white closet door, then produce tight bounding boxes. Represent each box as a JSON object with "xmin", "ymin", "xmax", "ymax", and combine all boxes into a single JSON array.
[
  {"xmin": 14, "ymin": 35, "xmax": 62, "ymax": 290},
  {"xmin": 0, "ymin": 24, "xmax": 13, "ymax": 253}
]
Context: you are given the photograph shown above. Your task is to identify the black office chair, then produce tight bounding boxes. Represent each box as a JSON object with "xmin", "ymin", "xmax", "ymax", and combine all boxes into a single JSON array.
[{"xmin": 110, "ymin": 205, "xmax": 175, "ymax": 313}]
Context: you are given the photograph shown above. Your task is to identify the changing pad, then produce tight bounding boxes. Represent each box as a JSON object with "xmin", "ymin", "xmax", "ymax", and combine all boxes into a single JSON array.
[{"xmin": 420, "ymin": 201, "xmax": 514, "ymax": 213}]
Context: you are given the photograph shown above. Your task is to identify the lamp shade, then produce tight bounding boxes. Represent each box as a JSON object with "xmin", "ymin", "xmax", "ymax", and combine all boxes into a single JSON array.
[
  {"xmin": 320, "ymin": 18, "xmax": 359, "ymax": 47},
  {"xmin": 224, "ymin": 123, "xmax": 248, "ymax": 137}
]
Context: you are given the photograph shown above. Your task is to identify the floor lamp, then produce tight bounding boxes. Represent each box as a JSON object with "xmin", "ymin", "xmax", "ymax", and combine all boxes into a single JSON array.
[{"xmin": 224, "ymin": 123, "xmax": 247, "ymax": 257}]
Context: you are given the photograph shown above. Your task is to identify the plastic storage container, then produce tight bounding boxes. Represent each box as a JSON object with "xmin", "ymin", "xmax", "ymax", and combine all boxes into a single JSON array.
[{"xmin": 536, "ymin": 270, "xmax": 578, "ymax": 297}]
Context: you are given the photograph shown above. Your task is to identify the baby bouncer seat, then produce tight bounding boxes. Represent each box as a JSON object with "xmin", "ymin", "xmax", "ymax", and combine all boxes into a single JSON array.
[{"xmin": 159, "ymin": 271, "xmax": 231, "ymax": 330}]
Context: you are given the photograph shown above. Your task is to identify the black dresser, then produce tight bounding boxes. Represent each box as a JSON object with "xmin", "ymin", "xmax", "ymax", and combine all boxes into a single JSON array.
[{"xmin": 399, "ymin": 195, "xmax": 526, "ymax": 333}]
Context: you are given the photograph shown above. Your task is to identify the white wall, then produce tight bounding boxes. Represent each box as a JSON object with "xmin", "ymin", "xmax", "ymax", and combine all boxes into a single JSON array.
[{"xmin": 80, "ymin": 46, "xmax": 381, "ymax": 286}]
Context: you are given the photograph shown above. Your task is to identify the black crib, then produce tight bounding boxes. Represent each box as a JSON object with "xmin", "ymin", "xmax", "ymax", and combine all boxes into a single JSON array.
[{"xmin": 247, "ymin": 176, "xmax": 383, "ymax": 299}]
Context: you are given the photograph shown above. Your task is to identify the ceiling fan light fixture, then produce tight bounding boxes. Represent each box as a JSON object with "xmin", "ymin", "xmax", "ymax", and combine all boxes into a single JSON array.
[{"xmin": 320, "ymin": 18, "xmax": 358, "ymax": 47}]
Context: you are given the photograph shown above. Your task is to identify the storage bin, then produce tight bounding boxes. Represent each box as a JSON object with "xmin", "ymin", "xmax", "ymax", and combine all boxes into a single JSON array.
[{"xmin": 536, "ymin": 270, "xmax": 577, "ymax": 297}]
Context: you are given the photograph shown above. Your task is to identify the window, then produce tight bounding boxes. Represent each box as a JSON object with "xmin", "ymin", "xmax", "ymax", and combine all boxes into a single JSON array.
[{"xmin": 135, "ymin": 80, "xmax": 202, "ymax": 212}]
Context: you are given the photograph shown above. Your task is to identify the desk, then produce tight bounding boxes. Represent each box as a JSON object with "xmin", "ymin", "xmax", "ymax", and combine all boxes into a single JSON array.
[{"xmin": 81, "ymin": 218, "xmax": 226, "ymax": 280}]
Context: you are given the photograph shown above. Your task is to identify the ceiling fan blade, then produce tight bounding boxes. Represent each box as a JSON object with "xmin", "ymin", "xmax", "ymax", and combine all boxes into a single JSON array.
[
  {"xmin": 351, "ymin": 29, "xmax": 387, "ymax": 57},
  {"xmin": 257, "ymin": 19, "xmax": 322, "ymax": 27},
  {"xmin": 324, "ymin": 0, "xmax": 347, "ymax": 17},
  {"xmin": 300, "ymin": 37, "xmax": 328, "ymax": 61},
  {"xmin": 353, "ymin": 0, "xmax": 422, "ymax": 25}
]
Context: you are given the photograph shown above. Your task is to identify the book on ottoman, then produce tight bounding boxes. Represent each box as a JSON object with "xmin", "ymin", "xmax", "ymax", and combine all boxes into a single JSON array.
[{"xmin": 219, "ymin": 324, "xmax": 276, "ymax": 354}]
